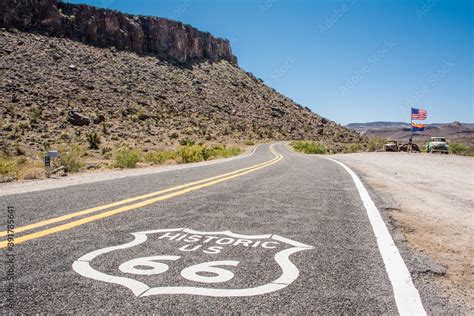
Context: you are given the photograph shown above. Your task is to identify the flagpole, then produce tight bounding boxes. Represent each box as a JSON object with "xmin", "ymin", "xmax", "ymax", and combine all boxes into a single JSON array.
[{"xmin": 410, "ymin": 107, "xmax": 413, "ymax": 153}]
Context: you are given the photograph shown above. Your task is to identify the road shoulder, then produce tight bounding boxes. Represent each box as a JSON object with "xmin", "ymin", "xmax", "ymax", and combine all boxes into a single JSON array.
[
  {"xmin": 0, "ymin": 145, "xmax": 260, "ymax": 197},
  {"xmin": 330, "ymin": 152, "xmax": 472, "ymax": 314}
]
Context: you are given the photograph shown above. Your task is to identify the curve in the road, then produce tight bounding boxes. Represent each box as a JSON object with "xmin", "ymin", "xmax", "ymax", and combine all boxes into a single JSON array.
[
  {"xmin": 0, "ymin": 145, "xmax": 264, "ymax": 238},
  {"xmin": 0, "ymin": 144, "xmax": 283, "ymax": 249}
]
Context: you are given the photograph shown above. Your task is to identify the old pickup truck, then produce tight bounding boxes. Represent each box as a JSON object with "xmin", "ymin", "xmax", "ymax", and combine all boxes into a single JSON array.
[{"xmin": 427, "ymin": 137, "xmax": 449, "ymax": 154}]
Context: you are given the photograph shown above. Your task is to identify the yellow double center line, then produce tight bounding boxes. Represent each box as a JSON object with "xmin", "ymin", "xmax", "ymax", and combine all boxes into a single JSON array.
[{"xmin": 0, "ymin": 145, "xmax": 283, "ymax": 248}]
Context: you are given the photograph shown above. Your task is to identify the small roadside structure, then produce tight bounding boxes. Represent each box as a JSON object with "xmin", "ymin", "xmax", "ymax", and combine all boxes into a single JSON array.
[{"xmin": 45, "ymin": 151, "xmax": 61, "ymax": 178}]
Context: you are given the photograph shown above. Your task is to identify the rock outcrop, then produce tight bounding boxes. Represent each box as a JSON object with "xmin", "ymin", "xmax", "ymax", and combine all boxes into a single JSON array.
[
  {"xmin": 0, "ymin": 30, "xmax": 365, "ymax": 156},
  {"xmin": 67, "ymin": 111, "xmax": 90, "ymax": 126},
  {"xmin": 0, "ymin": 0, "xmax": 237, "ymax": 64}
]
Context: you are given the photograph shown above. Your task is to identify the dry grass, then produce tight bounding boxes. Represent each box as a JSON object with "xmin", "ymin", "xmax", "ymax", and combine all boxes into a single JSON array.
[
  {"xmin": 20, "ymin": 167, "xmax": 45, "ymax": 180},
  {"xmin": 0, "ymin": 156, "xmax": 46, "ymax": 182}
]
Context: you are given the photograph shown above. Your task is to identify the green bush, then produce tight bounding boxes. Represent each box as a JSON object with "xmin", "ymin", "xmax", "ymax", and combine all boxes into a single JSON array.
[
  {"xmin": 463, "ymin": 147, "xmax": 474, "ymax": 156},
  {"xmin": 86, "ymin": 132, "xmax": 102, "ymax": 149},
  {"xmin": 177, "ymin": 144, "xmax": 241, "ymax": 163},
  {"xmin": 244, "ymin": 140, "xmax": 256, "ymax": 146},
  {"xmin": 177, "ymin": 145, "xmax": 206, "ymax": 163},
  {"xmin": 207, "ymin": 145, "xmax": 241, "ymax": 158},
  {"xmin": 0, "ymin": 156, "xmax": 18, "ymax": 182},
  {"xmin": 114, "ymin": 148, "xmax": 141, "ymax": 168},
  {"xmin": 367, "ymin": 137, "xmax": 386, "ymax": 152},
  {"xmin": 144, "ymin": 150, "xmax": 177, "ymax": 165},
  {"xmin": 448, "ymin": 143, "xmax": 474, "ymax": 156},
  {"xmin": 291, "ymin": 141, "xmax": 327, "ymax": 154},
  {"xmin": 55, "ymin": 144, "xmax": 86, "ymax": 172},
  {"xmin": 449, "ymin": 143, "xmax": 468, "ymax": 154},
  {"xmin": 118, "ymin": 144, "xmax": 241, "ymax": 167}
]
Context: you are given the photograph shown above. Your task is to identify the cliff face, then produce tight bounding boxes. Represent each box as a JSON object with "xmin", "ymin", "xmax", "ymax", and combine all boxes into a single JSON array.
[
  {"xmin": 0, "ymin": 30, "xmax": 365, "ymax": 156},
  {"xmin": 0, "ymin": 1, "xmax": 366, "ymax": 159},
  {"xmin": 0, "ymin": 0, "xmax": 237, "ymax": 64}
]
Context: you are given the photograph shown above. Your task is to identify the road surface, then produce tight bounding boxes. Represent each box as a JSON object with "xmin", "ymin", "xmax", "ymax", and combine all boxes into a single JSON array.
[{"xmin": 1, "ymin": 143, "xmax": 427, "ymax": 314}]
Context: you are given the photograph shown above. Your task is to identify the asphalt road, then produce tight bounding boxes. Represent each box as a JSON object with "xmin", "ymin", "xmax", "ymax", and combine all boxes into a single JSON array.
[{"xmin": 1, "ymin": 143, "xmax": 427, "ymax": 314}]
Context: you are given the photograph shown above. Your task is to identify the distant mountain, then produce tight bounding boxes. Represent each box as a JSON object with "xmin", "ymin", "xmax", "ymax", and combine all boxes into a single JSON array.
[
  {"xmin": 346, "ymin": 122, "xmax": 409, "ymax": 131},
  {"xmin": 346, "ymin": 122, "xmax": 474, "ymax": 144}
]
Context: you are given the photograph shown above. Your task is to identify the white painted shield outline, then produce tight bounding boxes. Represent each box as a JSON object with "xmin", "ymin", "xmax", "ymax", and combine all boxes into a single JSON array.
[{"xmin": 73, "ymin": 228, "xmax": 313, "ymax": 297}]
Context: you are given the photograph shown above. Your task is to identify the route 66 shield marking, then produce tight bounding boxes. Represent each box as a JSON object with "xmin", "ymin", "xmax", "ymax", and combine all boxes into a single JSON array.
[{"xmin": 72, "ymin": 228, "xmax": 313, "ymax": 297}]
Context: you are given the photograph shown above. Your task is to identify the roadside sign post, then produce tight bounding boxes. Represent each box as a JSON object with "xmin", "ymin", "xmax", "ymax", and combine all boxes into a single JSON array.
[
  {"xmin": 44, "ymin": 156, "xmax": 51, "ymax": 178},
  {"xmin": 45, "ymin": 151, "xmax": 60, "ymax": 178}
]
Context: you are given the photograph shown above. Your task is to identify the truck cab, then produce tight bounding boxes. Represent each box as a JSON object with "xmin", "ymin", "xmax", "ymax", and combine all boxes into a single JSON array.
[{"xmin": 427, "ymin": 137, "xmax": 449, "ymax": 154}]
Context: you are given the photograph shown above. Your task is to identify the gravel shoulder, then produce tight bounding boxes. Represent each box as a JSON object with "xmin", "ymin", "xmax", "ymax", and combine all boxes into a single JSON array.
[
  {"xmin": 331, "ymin": 152, "xmax": 474, "ymax": 311},
  {"xmin": 0, "ymin": 145, "xmax": 258, "ymax": 197}
]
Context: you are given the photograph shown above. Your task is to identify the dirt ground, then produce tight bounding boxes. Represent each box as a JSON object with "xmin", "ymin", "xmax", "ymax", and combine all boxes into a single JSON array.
[{"xmin": 331, "ymin": 152, "xmax": 473, "ymax": 311}]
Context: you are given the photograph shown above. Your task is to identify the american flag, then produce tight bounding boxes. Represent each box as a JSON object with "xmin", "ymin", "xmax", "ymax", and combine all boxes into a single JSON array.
[{"xmin": 411, "ymin": 108, "xmax": 427, "ymax": 120}]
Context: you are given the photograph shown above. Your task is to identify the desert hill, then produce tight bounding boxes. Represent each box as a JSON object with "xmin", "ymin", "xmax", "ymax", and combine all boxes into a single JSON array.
[{"xmin": 0, "ymin": 0, "xmax": 364, "ymax": 160}]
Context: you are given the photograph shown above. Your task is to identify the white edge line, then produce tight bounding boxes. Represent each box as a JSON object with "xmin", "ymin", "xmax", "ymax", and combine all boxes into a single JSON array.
[{"xmin": 322, "ymin": 156, "xmax": 426, "ymax": 316}]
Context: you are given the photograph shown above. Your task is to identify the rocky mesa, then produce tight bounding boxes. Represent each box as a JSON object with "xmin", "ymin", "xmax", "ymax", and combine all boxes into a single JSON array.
[
  {"xmin": 0, "ymin": 0, "xmax": 237, "ymax": 64},
  {"xmin": 0, "ymin": 0, "xmax": 365, "ymax": 176}
]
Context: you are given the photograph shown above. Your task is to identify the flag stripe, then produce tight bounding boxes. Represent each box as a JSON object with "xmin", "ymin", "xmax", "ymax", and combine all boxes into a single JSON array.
[{"xmin": 411, "ymin": 108, "xmax": 427, "ymax": 120}]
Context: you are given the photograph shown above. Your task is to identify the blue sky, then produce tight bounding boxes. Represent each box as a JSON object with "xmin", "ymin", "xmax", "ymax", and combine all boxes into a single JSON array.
[{"xmin": 65, "ymin": 0, "xmax": 473, "ymax": 124}]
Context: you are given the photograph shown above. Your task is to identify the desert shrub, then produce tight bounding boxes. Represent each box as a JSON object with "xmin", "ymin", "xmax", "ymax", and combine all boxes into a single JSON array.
[
  {"xmin": 462, "ymin": 146, "xmax": 474, "ymax": 156},
  {"xmin": 367, "ymin": 137, "xmax": 386, "ymax": 152},
  {"xmin": 419, "ymin": 144, "xmax": 428, "ymax": 153},
  {"xmin": 448, "ymin": 143, "xmax": 474, "ymax": 156},
  {"xmin": 0, "ymin": 156, "xmax": 19, "ymax": 182},
  {"xmin": 291, "ymin": 141, "xmax": 327, "ymax": 154},
  {"xmin": 102, "ymin": 123, "xmax": 110, "ymax": 135},
  {"xmin": 101, "ymin": 146, "xmax": 112, "ymax": 155},
  {"xmin": 114, "ymin": 148, "xmax": 141, "ymax": 168},
  {"xmin": 54, "ymin": 144, "xmax": 86, "ymax": 172},
  {"xmin": 245, "ymin": 140, "xmax": 256, "ymax": 146},
  {"xmin": 86, "ymin": 132, "xmax": 102, "ymax": 149},
  {"xmin": 177, "ymin": 145, "xmax": 206, "ymax": 163},
  {"xmin": 179, "ymin": 138, "xmax": 195, "ymax": 146},
  {"xmin": 144, "ymin": 150, "xmax": 178, "ymax": 165},
  {"xmin": 176, "ymin": 144, "xmax": 241, "ymax": 163},
  {"xmin": 15, "ymin": 156, "xmax": 28, "ymax": 165},
  {"xmin": 343, "ymin": 143, "xmax": 364, "ymax": 153},
  {"xmin": 449, "ymin": 143, "xmax": 468, "ymax": 154},
  {"xmin": 28, "ymin": 107, "xmax": 42, "ymax": 125},
  {"xmin": 17, "ymin": 121, "xmax": 30, "ymax": 132},
  {"xmin": 206, "ymin": 145, "xmax": 241, "ymax": 159}
]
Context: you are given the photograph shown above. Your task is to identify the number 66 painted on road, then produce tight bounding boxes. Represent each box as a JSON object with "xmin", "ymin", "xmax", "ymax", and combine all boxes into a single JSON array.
[
  {"xmin": 73, "ymin": 229, "xmax": 313, "ymax": 297},
  {"xmin": 118, "ymin": 255, "xmax": 239, "ymax": 284}
]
